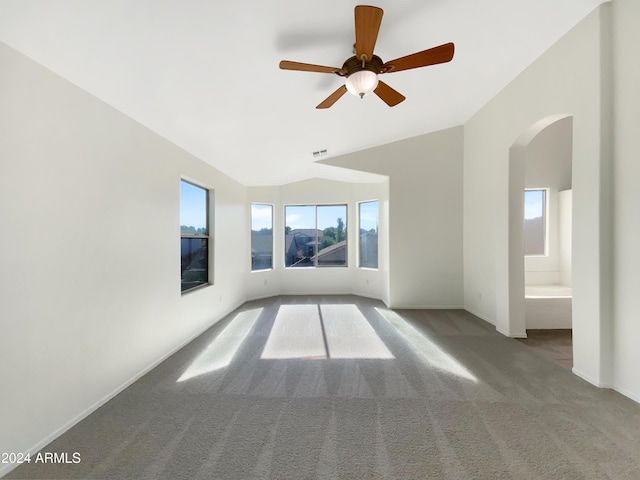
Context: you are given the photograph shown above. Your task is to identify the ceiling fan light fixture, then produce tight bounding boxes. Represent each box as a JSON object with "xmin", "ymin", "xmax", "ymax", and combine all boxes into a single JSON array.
[
  {"xmin": 279, "ymin": 6, "xmax": 454, "ymax": 109},
  {"xmin": 345, "ymin": 70, "xmax": 378, "ymax": 99}
]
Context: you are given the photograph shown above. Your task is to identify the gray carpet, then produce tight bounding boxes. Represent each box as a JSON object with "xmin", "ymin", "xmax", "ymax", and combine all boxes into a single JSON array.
[{"xmin": 5, "ymin": 295, "xmax": 640, "ymax": 479}]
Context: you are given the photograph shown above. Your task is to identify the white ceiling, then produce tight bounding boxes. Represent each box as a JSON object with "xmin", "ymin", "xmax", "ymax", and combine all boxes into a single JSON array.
[{"xmin": 0, "ymin": 0, "xmax": 606, "ymax": 186}]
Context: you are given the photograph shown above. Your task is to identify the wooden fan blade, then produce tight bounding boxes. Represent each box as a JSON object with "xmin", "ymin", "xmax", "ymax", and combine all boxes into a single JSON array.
[
  {"xmin": 374, "ymin": 80, "xmax": 405, "ymax": 107},
  {"xmin": 382, "ymin": 42, "xmax": 454, "ymax": 73},
  {"xmin": 316, "ymin": 85, "xmax": 348, "ymax": 109},
  {"xmin": 279, "ymin": 60, "xmax": 341, "ymax": 74},
  {"xmin": 354, "ymin": 5, "xmax": 383, "ymax": 62}
]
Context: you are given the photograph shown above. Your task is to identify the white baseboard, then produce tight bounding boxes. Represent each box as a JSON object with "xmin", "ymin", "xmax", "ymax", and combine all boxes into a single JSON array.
[
  {"xmin": 496, "ymin": 325, "xmax": 528, "ymax": 338},
  {"xmin": 245, "ymin": 292, "xmax": 280, "ymax": 303},
  {"xmin": 571, "ymin": 367, "xmax": 612, "ymax": 389},
  {"xmin": 349, "ymin": 291, "xmax": 384, "ymax": 302},
  {"xmin": 278, "ymin": 290, "xmax": 357, "ymax": 297},
  {"xmin": 570, "ymin": 367, "xmax": 640, "ymax": 404},
  {"xmin": 464, "ymin": 307, "xmax": 496, "ymax": 326},
  {"xmin": 388, "ymin": 305, "xmax": 465, "ymax": 310},
  {"xmin": 609, "ymin": 384, "xmax": 640, "ymax": 404},
  {"xmin": 466, "ymin": 308, "xmax": 527, "ymax": 338},
  {"xmin": 0, "ymin": 460, "xmax": 17, "ymax": 477}
]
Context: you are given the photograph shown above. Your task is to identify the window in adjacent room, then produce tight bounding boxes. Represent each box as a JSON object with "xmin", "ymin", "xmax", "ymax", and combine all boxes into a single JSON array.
[
  {"xmin": 524, "ymin": 189, "xmax": 546, "ymax": 256},
  {"xmin": 359, "ymin": 200, "xmax": 379, "ymax": 269},
  {"xmin": 251, "ymin": 203, "xmax": 273, "ymax": 271},
  {"xmin": 180, "ymin": 180, "xmax": 211, "ymax": 292},
  {"xmin": 285, "ymin": 204, "xmax": 347, "ymax": 268}
]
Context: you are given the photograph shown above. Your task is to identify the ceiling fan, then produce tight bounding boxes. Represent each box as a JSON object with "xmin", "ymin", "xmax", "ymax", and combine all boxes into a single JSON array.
[{"xmin": 279, "ymin": 5, "xmax": 455, "ymax": 109}]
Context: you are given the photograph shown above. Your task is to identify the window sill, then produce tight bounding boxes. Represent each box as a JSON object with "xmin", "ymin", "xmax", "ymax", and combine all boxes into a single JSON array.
[
  {"xmin": 284, "ymin": 265, "xmax": 349, "ymax": 269},
  {"xmin": 181, "ymin": 283, "xmax": 212, "ymax": 295}
]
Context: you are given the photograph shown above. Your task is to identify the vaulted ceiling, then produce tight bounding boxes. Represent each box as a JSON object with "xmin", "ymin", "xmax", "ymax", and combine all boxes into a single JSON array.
[{"xmin": 0, "ymin": 0, "xmax": 606, "ymax": 186}]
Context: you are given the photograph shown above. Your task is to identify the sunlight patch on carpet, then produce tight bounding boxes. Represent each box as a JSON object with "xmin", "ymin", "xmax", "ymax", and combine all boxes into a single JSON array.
[
  {"xmin": 261, "ymin": 304, "xmax": 394, "ymax": 360},
  {"xmin": 177, "ymin": 308, "xmax": 263, "ymax": 382},
  {"xmin": 375, "ymin": 307, "xmax": 477, "ymax": 382},
  {"xmin": 261, "ymin": 305, "xmax": 327, "ymax": 359},
  {"xmin": 321, "ymin": 304, "xmax": 394, "ymax": 359}
]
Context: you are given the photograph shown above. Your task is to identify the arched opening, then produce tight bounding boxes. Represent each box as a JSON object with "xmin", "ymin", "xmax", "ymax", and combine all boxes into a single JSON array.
[{"xmin": 506, "ymin": 114, "xmax": 573, "ymax": 342}]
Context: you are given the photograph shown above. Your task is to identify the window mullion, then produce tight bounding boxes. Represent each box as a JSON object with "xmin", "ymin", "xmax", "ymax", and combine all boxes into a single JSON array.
[{"xmin": 314, "ymin": 206, "xmax": 319, "ymax": 267}]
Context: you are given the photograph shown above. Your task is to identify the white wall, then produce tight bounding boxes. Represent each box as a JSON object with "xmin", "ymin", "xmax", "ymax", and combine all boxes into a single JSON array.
[
  {"xmin": 559, "ymin": 189, "xmax": 573, "ymax": 287},
  {"xmin": 525, "ymin": 297, "xmax": 572, "ymax": 329},
  {"xmin": 321, "ymin": 126, "xmax": 464, "ymax": 308},
  {"xmin": 611, "ymin": 0, "xmax": 640, "ymax": 402},
  {"xmin": 463, "ymin": 5, "xmax": 611, "ymax": 385},
  {"xmin": 0, "ymin": 41, "xmax": 248, "ymax": 470},
  {"xmin": 524, "ymin": 116, "xmax": 573, "ymax": 191}
]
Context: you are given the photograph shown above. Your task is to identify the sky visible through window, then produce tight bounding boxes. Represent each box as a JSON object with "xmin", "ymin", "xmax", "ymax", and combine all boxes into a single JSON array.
[
  {"xmin": 286, "ymin": 205, "xmax": 345, "ymax": 230},
  {"xmin": 524, "ymin": 190, "xmax": 544, "ymax": 220},
  {"xmin": 524, "ymin": 189, "xmax": 545, "ymax": 256},
  {"xmin": 180, "ymin": 181, "xmax": 207, "ymax": 231},
  {"xmin": 359, "ymin": 201, "xmax": 378, "ymax": 232},
  {"xmin": 251, "ymin": 204, "xmax": 272, "ymax": 230}
]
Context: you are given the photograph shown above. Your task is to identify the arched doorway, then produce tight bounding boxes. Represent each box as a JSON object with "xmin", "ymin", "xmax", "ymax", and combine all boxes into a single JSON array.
[{"xmin": 506, "ymin": 114, "xmax": 573, "ymax": 337}]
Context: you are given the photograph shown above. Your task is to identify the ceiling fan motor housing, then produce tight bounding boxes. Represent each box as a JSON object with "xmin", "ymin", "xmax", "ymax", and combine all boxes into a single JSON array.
[{"xmin": 340, "ymin": 54, "xmax": 384, "ymax": 76}]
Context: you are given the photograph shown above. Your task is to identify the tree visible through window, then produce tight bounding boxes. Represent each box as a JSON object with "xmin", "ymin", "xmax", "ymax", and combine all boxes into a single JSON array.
[
  {"xmin": 251, "ymin": 204, "xmax": 273, "ymax": 271},
  {"xmin": 524, "ymin": 189, "xmax": 546, "ymax": 256},
  {"xmin": 180, "ymin": 180, "xmax": 210, "ymax": 292},
  {"xmin": 359, "ymin": 201, "xmax": 379, "ymax": 269},
  {"xmin": 285, "ymin": 205, "xmax": 347, "ymax": 267}
]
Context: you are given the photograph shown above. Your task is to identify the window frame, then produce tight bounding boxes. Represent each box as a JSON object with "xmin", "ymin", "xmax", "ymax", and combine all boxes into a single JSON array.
[
  {"xmin": 180, "ymin": 179, "xmax": 212, "ymax": 293},
  {"xmin": 524, "ymin": 188, "xmax": 548, "ymax": 257},
  {"xmin": 250, "ymin": 203, "xmax": 274, "ymax": 272},
  {"xmin": 358, "ymin": 200, "xmax": 379, "ymax": 270},
  {"xmin": 284, "ymin": 203, "xmax": 348, "ymax": 269}
]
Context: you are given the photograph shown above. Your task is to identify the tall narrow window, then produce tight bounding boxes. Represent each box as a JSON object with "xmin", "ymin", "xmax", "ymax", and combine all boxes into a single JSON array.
[
  {"xmin": 180, "ymin": 180, "xmax": 210, "ymax": 292},
  {"xmin": 359, "ymin": 200, "xmax": 379, "ymax": 269},
  {"xmin": 524, "ymin": 189, "xmax": 546, "ymax": 256},
  {"xmin": 251, "ymin": 204, "xmax": 273, "ymax": 271},
  {"xmin": 317, "ymin": 205, "xmax": 347, "ymax": 267},
  {"xmin": 285, "ymin": 205, "xmax": 347, "ymax": 268}
]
